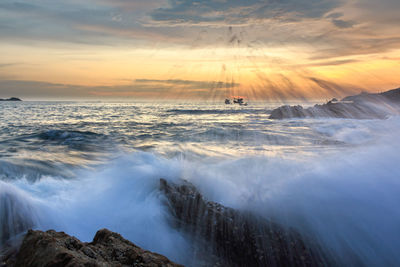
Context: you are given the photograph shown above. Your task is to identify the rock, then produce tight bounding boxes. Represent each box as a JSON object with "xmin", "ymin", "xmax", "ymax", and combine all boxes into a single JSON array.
[
  {"xmin": 342, "ymin": 87, "xmax": 400, "ymax": 103},
  {"xmin": 3, "ymin": 229, "xmax": 182, "ymax": 267},
  {"xmin": 269, "ymin": 87, "xmax": 400, "ymax": 119},
  {"xmin": 0, "ymin": 97, "xmax": 22, "ymax": 101},
  {"xmin": 0, "ymin": 240, "xmax": 21, "ymax": 267},
  {"xmin": 160, "ymin": 178, "xmax": 332, "ymax": 267},
  {"xmin": 269, "ymin": 105, "xmax": 309, "ymax": 119}
]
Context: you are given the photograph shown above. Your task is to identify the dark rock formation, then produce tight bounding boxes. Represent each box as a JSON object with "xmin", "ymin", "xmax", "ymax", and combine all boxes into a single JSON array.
[
  {"xmin": 160, "ymin": 178, "xmax": 332, "ymax": 267},
  {"xmin": 0, "ymin": 238, "xmax": 21, "ymax": 267},
  {"xmin": 0, "ymin": 97, "xmax": 22, "ymax": 101},
  {"xmin": 269, "ymin": 105, "xmax": 309, "ymax": 119},
  {"xmin": 2, "ymin": 229, "xmax": 182, "ymax": 267},
  {"xmin": 342, "ymin": 87, "xmax": 400, "ymax": 103},
  {"xmin": 269, "ymin": 87, "xmax": 400, "ymax": 119}
]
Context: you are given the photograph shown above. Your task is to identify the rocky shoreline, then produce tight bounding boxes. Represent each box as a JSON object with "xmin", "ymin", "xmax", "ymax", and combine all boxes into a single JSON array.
[
  {"xmin": 269, "ymin": 87, "xmax": 400, "ymax": 119},
  {"xmin": 1, "ymin": 178, "xmax": 336, "ymax": 267},
  {"xmin": 1, "ymin": 229, "xmax": 182, "ymax": 267},
  {"xmin": 160, "ymin": 178, "xmax": 332, "ymax": 267}
]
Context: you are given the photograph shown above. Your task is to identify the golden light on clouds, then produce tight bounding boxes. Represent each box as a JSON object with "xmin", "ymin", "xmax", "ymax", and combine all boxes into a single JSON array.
[{"xmin": 0, "ymin": 0, "xmax": 399, "ymax": 100}]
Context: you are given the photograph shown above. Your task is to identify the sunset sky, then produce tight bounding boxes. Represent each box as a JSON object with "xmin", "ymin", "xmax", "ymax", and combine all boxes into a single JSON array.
[{"xmin": 0, "ymin": 0, "xmax": 399, "ymax": 100}]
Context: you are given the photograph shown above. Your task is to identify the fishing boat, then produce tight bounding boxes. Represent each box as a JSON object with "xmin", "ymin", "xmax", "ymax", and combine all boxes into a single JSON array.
[
  {"xmin": 232, "ymin": 97, "xmax": 248, "ymax": 106},
  {"xmin": 233, "ymin": 97, "xmax": 244, "ymax": 104}
]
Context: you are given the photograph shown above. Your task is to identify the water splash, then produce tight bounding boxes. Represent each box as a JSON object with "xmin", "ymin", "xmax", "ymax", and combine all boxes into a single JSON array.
[{"xmin": 0, "ymin": 181, "xmax": 41, "ymax": 245}]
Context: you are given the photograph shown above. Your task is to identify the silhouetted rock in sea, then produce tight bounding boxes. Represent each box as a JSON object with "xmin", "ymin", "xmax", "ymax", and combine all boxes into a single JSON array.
[
  {"xmin": 1, "ymin": 229, "xmax": 182, "ymax": 267},
  {"xmin": 269, "ymin": 87, "xmax": 400, "ymax": 119},
  {"xmin": 0, "ymin": 97, "xmax": 22, "ymax": 101},
  {"xmin": 160, "ymin": 178, "xmax": 332, "ymax": 267}
]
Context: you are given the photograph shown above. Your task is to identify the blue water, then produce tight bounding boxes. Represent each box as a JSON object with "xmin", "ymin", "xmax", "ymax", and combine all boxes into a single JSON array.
[{"xmin": 1, "ymin": 101, "xmax": 400, "ymax": 266}]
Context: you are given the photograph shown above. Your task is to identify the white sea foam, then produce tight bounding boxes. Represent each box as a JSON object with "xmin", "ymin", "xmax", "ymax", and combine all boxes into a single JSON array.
[
  {"xmin": 1, "ymin": 107, "xmax": 400, "ymax": 265},
  {"xmin": 1, "ymin": 154, "xmax": 194, "ymax": 264},
  {"xmin": 182, "ymin": 117, "xmax": 400, "ymax": 266}
]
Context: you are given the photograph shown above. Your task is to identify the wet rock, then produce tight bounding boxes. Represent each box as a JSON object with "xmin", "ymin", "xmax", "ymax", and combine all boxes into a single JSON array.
[
  {"xmin": 0, "ymin": 240, "xmax": 21, "ymax": 267},
  {"xmin": 269, "ymin": 87, "xmax": 400, "ymax": 119},
  {"xmin": 269, "ymin": 101, "xmax": 388, "ymax": 119},
  {"xmin": 342, "ymin": 87, "xmax": 400, "ymax": 103},
  {"xmin": 160, "ymin": 178, "xmax": 332, "ymax": 267},
  {"xmin": 4, "ymin": 229, "xmax": 182, "ymax": 267},
  {"xmin": 269, "ymin": 105, "xmax": 309, "ymax": 119}
]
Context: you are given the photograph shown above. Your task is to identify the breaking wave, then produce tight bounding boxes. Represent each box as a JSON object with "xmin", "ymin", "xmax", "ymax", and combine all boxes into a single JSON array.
[
  {"xmin": 166, "ymin": 108, "xmax": 271, "ymax": 115},
  {"xmin": 1, "ymin": 122, "xmax": 400, "ymax": 265},
  {"xmin": 1, "ymin": 101, "xmax": 400, "ymax": 266}
]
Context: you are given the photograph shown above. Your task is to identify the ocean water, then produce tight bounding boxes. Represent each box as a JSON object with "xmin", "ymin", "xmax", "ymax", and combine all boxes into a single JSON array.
[{"xmin": 1, "ymin": 101, "xmax": 400, "ymax": 266}]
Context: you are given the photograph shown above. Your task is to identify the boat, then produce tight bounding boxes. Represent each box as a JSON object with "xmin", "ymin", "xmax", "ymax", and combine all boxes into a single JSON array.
[
  {"xmin": 233, "ymin": 97, "xmax": 248, "ymax": 106},
  {"xmin": 225, "ymin": 96, "xmax": 248, "ymax": 106},
  {"xmin": 233, "ymin": 97, "xmax": 244, "ymax": 104}
]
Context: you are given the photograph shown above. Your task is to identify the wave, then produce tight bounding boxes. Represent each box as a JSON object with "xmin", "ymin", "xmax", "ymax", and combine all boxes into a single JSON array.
[
  {"xmin": 0, "ymin": 153, "xmax": 193, "ymax": 264},
  {"xmin": 0, "ymin": 181, "xmax": 42, "ymax": 245},
  {"xmin": 35, "ymin": 130, "xmax": 110, "ymax": 150},
  {"xmin": 0, "ymin": 159, "xmax": 76, "ymax": 182},
  {"xmin": 181, "ymin": 121, "xmax": 400, "ymax": 266},
  {"xmin": 0, "ymin": 130, "xmax": 110, "ymax": 151},
  {"xmin": 37, "ymin": 130, "xmax": 100, "ymax": 141},
  {"xmin": 166, "ymin": 108, "xmax": 271, "ymax": 115},
  {"xmin": 1, "ymin": 117, "xmax": 400, "ymax": 265},
  {"xmin": 0, "ymin": 130, "xmax": 113, "ymax": 181}
]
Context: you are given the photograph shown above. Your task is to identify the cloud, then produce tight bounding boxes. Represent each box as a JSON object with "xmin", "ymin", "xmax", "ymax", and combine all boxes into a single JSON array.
[
  {"xmin": 0, "ymin": 63, "xmax": 19, "ymax": 68},
  {"xmin": 89, "ymin": 79, "xmax": 240, "ymax": 99},
  {"xmin": 295, "ymin": 59, "xmax": 360, "ymax": 67},
  {"xmin": 310, "ymin": 36, "xmax": 400, "ymax": 59},
  {"xmin": 331, "ymin": 19, "xmax": 356, "ymax": 28},
  {"xmin": 0, "ymin": 80, "xmax": 85, "ymax": 98},
  {"xmin": 134, "ymin": 79, "xmax": 239, "ymax": 89},
  {"xmin": 150, "ymin": 0, "xmax": 343, "ymax": 26},
  {"xmin": 307, "ymin": 77, "xmax": 360, "ymax": 97},
  {"xmin": 325, "ymin": 12, "xmax": 344, "ymax": 19},
  {"xmin": 0, "ymin": 0, "xmax": 400, "ymax": 87},
  {"xmin": 0, "ymin": 0, "xmax": 170, "ymax": 45},
  {"xmin": 0, "ymin": 79, "xmax": 239, "ymax": 99}
]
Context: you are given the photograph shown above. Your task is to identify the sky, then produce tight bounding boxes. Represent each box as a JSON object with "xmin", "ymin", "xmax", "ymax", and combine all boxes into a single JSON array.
[{"xmin": 0, "ymin": 0, "xmax": 399, "ymax": 101}]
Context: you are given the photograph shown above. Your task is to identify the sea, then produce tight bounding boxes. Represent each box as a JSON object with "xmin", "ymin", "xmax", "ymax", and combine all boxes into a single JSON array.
[{"xmin": 1, "ymin": 101, "xmax": 400, "ymax": 266}]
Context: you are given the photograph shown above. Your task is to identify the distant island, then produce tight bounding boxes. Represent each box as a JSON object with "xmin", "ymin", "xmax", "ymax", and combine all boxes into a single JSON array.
[
  {"xmin": 0, "ymin": 97, "xmax": 22, "ymax": 101},
  {"xmin": 270, "ymin": 87, "xmax": 400, "ymax": 119}
]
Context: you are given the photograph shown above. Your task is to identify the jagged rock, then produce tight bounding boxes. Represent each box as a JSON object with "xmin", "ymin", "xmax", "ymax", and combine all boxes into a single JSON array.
[
  {"xmin": 269, "ymin": 101, "xmax": 388, "ymax": 119},
  {"xmin": 342, "ymin": 87, "xmax": 400, "ymax": 103},
  {"xmin": 269, "ymin": 87, "xmax": 400, "ymax": 119},
  {"xmin": 0, "ymin": 241, "xmax": 20, "ymax": 267},
  {"xmin": 3, "ymin": 229, "xmax": 182, "ymax": 267},
  {"xmin": 269, "ymin": 105, "xmax": 309, "ymax": 119},
  {"xmin": 160, "ymin": 178, "xmax": 332, "ymax": 267}
]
